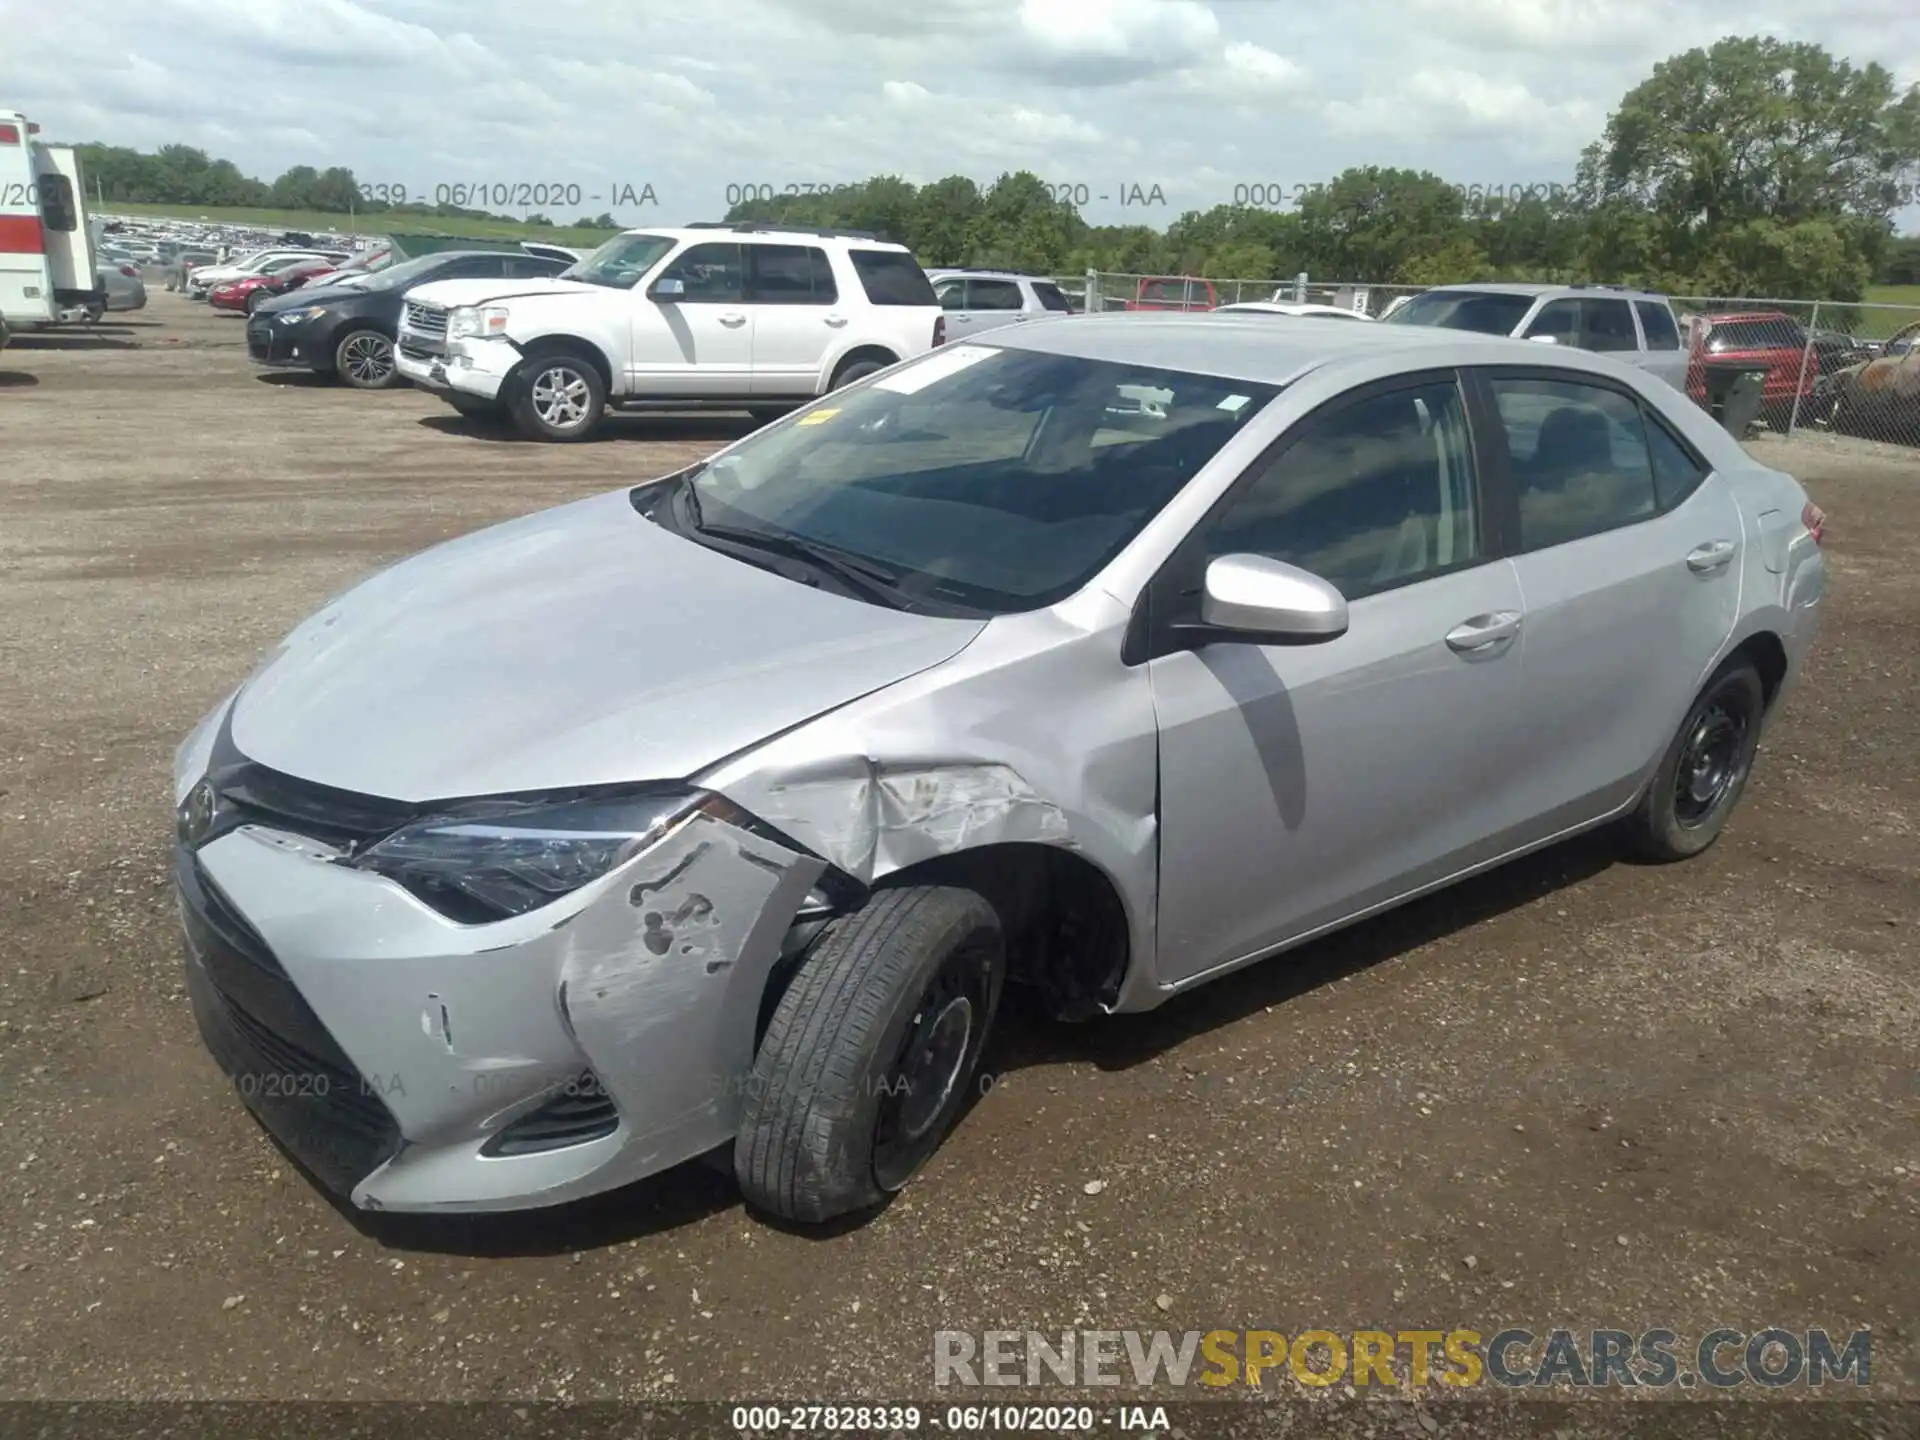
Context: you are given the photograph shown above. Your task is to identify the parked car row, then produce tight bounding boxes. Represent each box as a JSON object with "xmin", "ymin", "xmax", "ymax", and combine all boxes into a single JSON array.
[{"xmin": 240, "ymin": 224, "xmax": 1444, "ymax": 442}]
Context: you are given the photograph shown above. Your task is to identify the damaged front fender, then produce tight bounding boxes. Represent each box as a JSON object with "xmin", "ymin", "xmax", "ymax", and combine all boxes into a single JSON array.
[{"xmin": 743, "ymin": 757, "xmax": 1074, "ymax": 886}]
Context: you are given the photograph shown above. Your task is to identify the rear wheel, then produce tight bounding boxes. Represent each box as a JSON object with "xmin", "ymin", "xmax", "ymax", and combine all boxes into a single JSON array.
[
  {"xmin": 1623, "ymin": 658, "xmax": 1765, "ymax": 862},
  {"xmin": 334, "ymin": 328, "xmax": 398, "ymax": 389},
  {"xmin": 829, "ymin": 355, "xmax": 889, "ymax": 390},
  {"xmin": 735, "ymin": 886, "xmax": 1005, "ymax": 1223},
  {"xmin": 508, "ymin": 353, "xmax": 606, "ymax": 441}
]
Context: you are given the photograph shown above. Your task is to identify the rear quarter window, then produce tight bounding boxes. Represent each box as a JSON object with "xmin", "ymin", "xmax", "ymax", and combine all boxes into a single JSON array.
[{"xmin": 849, "ymin": 250, "xmax": 937, "ymax": 306}]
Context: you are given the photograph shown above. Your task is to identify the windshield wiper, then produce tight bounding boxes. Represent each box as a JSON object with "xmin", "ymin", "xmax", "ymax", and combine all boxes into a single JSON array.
[{"xmin": 702, "ymin": 523, "xmax": 909, "ymax": 606}]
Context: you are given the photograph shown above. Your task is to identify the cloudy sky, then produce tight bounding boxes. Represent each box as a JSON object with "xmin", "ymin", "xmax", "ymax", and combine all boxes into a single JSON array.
[{"xmin": 5, "ymin": 0, "xmax": 1918, "ymax": 228}]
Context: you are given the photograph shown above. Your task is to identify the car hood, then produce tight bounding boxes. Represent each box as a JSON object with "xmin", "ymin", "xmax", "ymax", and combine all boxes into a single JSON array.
[
  {"xmin": 228, "ymin": 487, "xmax": 987, "ymax": 802},
  {"xmin": 403, "ymin": 277, "xmax": 605, "ymax": 309}
]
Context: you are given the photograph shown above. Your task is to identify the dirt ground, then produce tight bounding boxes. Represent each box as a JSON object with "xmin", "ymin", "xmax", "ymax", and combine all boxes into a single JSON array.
[{"xmin": 0, "ymin": 297, "xmax": 1915, "ymax": 1421}]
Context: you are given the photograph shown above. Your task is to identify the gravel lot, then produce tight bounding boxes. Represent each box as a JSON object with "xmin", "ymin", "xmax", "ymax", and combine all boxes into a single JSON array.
[{"xmin": 0, "ymin": 297, "xmax": 1915, "ymax": 1421}]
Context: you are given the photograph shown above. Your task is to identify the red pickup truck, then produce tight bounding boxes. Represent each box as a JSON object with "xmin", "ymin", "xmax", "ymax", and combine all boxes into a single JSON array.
[
  {"xmin": 1684, "ymin": 310, "xmax": 1818, "ymax": 428},
  {"xmin": 1123, "ymin": 276, "xmax": 1217, "ymax": 312}
]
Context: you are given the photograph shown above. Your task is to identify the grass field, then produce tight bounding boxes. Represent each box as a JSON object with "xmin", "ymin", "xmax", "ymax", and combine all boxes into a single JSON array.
[{"xmin": 103, "ymin": 201, "xmax": 624, "ymax": 248}]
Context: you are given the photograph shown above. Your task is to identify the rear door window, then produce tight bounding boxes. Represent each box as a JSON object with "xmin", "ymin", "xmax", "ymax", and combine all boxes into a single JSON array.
[
  {"xmin": 38, "ymin": 174, "xmax": 77, "ymax": 232},
  {"xmin": 1581, "ymin": 298, "xmax": 1639, "ymax": 352},
  {"xmin": 968, "ymin": 279, "xmax": 1024, "ymax": 311},
  {"xmin": 1033, "ymin": 282, "xmax": 1073, "ymax": 312},
  {"xmin": 1634, "ymin": 301, "xmax": 1680, "ymax": 350},
  {"xmin": 1490, "ymin": 377, "xmax": 1659, "ymax": 550},
  {"xmin": 748, "ymin": 244, "xmax": 837, "ymax": 304}
]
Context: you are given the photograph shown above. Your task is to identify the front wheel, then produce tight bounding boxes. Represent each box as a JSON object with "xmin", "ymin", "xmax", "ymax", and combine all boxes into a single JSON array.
[
  {"xmin": 735, "ymin": 886, "xmax": 1005, "ymax": 1224},
  {"xmin": 333, "ymin": 328, "xmax": 398, "ymax": 389},
  {"xmin": 1622, "ymin": 658, "xmax": 1765, "ymax": 862},
  {"xmin": 508, "ymin": 354, "xmax": 606, "ymax": 441}
]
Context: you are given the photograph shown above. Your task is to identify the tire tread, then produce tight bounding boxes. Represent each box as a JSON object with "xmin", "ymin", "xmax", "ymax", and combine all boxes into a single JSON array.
[{"xmin": 736, "ymin": 886, "xmax": 998, "ymax": 1223}]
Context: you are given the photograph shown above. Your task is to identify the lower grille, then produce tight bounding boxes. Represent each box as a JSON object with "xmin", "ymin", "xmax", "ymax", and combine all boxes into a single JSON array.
[
  {"xmin": 482, "ymin": 1073, "xmax": 620, "ymax": 1157},
  {"xmin": 178, "ymin": 846, "xmax": 401, "ymax": 1195}
]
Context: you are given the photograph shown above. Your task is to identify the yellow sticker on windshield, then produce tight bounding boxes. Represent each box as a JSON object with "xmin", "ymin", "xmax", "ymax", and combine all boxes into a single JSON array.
[{"xmin": 796, "ymin": 408, "xmax": 840, "ymax": 426}]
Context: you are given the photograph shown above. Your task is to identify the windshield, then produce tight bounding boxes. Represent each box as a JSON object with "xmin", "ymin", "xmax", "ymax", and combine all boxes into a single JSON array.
[
  {"xmin": 1383, "ymin": 289, "xmax": 1536, "ymax": 335},
  {"xmin": 1705, "ymin": 319, "xmax": 1804, "ymax": 351},
  {"xmin": 663, "ymin": 345, "xmax": 1279, "ymax": 615},
  {"xmin": 559, "ymin": 232, "xmax": 677, "ymax": 289}
]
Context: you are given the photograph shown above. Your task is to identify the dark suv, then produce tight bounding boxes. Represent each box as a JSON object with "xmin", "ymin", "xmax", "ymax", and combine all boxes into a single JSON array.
[{"xmin": 246, "ymin": 248, "xmax": 571, "ymax": 390}]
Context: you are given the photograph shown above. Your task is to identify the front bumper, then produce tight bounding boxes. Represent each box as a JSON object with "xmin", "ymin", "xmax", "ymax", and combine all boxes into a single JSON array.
[
  {"xmin": 245, "ymin": 315, "xmax": 326, "ymax": 370},
  {"xmin": 177, "ymin": 793, "xmax": 825, "ymax": 1212},
  {"xmin": 395, "ymin": 333, "xmax": 517, "ymax": 401}
]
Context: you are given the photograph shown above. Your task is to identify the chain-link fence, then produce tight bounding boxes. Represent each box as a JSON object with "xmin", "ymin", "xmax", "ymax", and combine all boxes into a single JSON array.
[
  {"xmin": 1672, "ymin": 297, "xmax": 1920, "ymax": 447},
  {"xmin": 1055, "ymin": 271, "xmax": 1920, "ymax": 449}
]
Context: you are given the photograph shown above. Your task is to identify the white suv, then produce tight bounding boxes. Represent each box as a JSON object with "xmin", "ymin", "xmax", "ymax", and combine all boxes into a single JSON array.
[{"xmin": 394, "ymin": 224, "xmax": 947, "ymax": 441}]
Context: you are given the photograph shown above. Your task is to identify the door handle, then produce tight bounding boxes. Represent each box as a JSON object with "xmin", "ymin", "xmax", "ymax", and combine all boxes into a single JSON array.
[
  {"xmin": 1444, "ymin": 610, "xmax": 1522, "ymax": 652},
  {"xmin": 717, "ymin": 313, "xmax": 747, "ymax": 327},
  {"xmin": 823, "ymin": 315, "xmax": 847, "ymax": 327},
  {"xmin": 1686, "ymin": 540, "xmax": 1736, "ymax": 573}
]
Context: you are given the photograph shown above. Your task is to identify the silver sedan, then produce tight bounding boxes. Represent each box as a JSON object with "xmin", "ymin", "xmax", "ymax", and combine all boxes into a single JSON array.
[{"xmin": 172, "ymin": 316, "xmax": 1828, "ymax": 1223}]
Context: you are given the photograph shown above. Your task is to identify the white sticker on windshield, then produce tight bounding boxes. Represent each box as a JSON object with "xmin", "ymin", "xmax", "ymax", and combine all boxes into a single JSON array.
[
  {"xmin": 1217, "ymin": 394, "xmax": 1251, "ymax": 412},
  {"xmin": 872, "ymin": 344, "xmax": 1000, "ymax": 395}
]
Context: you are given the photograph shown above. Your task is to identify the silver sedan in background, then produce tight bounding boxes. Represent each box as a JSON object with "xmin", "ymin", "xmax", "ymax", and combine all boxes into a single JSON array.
[{"xmin": 172, "ymin": 316, "xmax": 1828, "ymax": 1225}]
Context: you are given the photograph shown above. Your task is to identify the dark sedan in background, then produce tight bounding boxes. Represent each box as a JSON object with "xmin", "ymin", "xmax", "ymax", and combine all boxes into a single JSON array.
[{"xmin": 246, "ymin": 247, "xmax": 571, "ymax": 389}]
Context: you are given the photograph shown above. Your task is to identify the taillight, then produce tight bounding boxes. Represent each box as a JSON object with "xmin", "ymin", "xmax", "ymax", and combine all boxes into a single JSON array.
[
  {"xmin": 932, "ymin": 315, "xmax": 946, "ymax": 347},
  {"xmin": 120, "ymin": 264, "xmax": 139, "ymax": 277},
  {"xmin": 1802, "ymin": 502, "xmax": 1826, "ymax": 545}
]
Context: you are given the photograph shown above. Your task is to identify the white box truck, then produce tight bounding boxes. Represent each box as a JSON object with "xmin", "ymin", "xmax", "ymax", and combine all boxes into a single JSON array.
[{"xmin": 1, "ymin": 109, "xmax": 104, "ymax": 341}]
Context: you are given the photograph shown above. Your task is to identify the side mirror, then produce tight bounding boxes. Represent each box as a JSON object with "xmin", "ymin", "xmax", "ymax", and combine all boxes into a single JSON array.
[
  {"xmin": 651, "ymin": 276, "xmax": 685, "ymax": 300},
  {"xmin": 1199, "ymin": 554, "xmax": 1348, "ymax": 641},
  {"xmin": 1527, "ymin": 333, "xmax": 1560, "ymax": 345}
]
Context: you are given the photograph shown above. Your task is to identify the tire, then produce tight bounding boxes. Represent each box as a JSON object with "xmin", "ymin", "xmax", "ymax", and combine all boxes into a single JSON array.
[
  {"xmin": 446, "ymin": 393, "xmax": 504, "ymax": 419},
  {"xmin": 830, "ymin": 356, "xmax": 889, "ymax": 390},
  {"xmin": 735, "ymin": 886, "xmax": 1006, "ymax": 1224},
  {"xmin": 245, "ymin": 290, "xmax": 264, "ymax": 315},
  {"xmin": 334, "ymin": 328, "xmax": 398, "ymax": 390},
  {"xmin": 1623, "ymin": 658, "xmax": 1765, "ymax": 862},
  {"xmin": 508, "ymin": 352, "xmax": 606, "ymax": 441}
]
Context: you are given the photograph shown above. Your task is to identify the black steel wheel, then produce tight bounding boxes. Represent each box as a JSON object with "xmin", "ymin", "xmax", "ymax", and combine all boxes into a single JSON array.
[
  {"xmin": 1624, "ymin": 657, "xmax": 1765, "ymax": 861},
  {"xmin": 736, "ymin": 886, "xmax": 1004, "ymax": 1223}
]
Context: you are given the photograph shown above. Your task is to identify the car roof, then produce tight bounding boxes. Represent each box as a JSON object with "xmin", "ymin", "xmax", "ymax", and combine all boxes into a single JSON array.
[
  {"xmin": 1220, "ymin": 301, "xmax": 1368, "ymax": 317},
  {"xmin": 628, "ymin": 225, "xmax": 912, "ymax": 251},
  {"xmin": 928, "ymin": 268, "xmax": 1047, "ymax": 281},
  {"xmin": 975, "ymin": 311, "xmax": 1619, "ymax": 384},
  {"xmin": 1420, "ymin": 282, "xmax": 1668, "ymax": 301}
]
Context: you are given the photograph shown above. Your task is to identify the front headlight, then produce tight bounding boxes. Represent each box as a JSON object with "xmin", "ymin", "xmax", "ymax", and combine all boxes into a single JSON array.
[
  {"xmin": 447, "ymin": 304, "xmax": 510, "ymax": 340},
  {"xmin": 348, "ymin": 789, "xmax": 702, "ymax": 922},
  {"xmin": 276, "ymin": 305, "xmax": 328, "ymax": 325}
]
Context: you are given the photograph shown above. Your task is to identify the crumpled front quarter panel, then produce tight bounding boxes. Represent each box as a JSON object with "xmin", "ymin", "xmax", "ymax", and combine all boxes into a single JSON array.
[{"xmin": 695, "ymin": 591, "xmax": 1164, "ymax": 1006}]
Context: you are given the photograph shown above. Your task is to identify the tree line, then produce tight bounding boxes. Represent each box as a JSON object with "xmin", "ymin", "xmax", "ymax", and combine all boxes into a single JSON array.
[{"xmin": 64, "ymin": 35, "xmax": 1920, "ymax": 298}]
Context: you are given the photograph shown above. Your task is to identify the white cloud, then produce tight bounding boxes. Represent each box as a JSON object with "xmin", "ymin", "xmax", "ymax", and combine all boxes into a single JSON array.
[{"xmin": 1, "ymin": 0, "xmax": 1913, "ymax": 227}]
